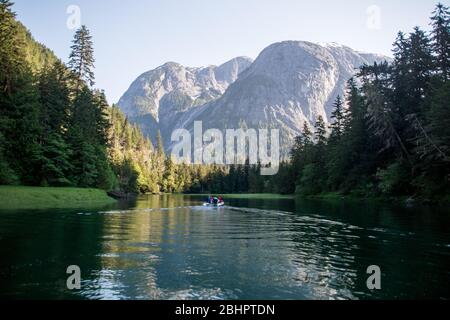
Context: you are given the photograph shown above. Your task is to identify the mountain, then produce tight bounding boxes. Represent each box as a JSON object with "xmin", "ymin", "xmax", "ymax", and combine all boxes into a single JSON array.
[
  {"xmin": 118, "ymin": 41, "xmax": 390, "ymax": 155},
  {"xmin": 117, "ymin": 57, "xmax": 253, "ymax": 144}
]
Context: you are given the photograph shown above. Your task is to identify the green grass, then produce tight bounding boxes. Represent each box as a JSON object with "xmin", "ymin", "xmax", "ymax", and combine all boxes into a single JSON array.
[{"xmin": 0, "ymin": 186, "xmax": 117, "ymax": 210}]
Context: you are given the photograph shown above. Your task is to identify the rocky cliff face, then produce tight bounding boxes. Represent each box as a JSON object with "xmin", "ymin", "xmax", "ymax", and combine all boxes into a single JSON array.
[
  {"xmin": 117, "ymin": 57, "xmax": 253, "ymax": 143},
  {"xmin": 118, "ymin": 41, "xmax": 389, "ymax": 155}
]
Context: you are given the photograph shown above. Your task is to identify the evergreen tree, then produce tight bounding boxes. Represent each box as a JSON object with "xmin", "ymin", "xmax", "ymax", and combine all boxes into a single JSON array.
[
  {"xmin": 365, "ymin": 78, "xmax": 409, "ymax": 161},
  {"xmin": 7, "ymin": 71, "xmax": 43, "ymax": 185},
  {"xmin": 0, "ymin": 0, "xmax": 25, "ymax": 95},
  {"xmin": 37, "ymin": 61, "xmax": 73, "ymax": 186},
  {"xmin": 341, "ymin": 78, "xmax": 376, "ymax": 193},
  {"xmin": 117, "ymin": 158, "xmax": 138, "ymax": 194},
  {"xmin": 70, "ymin": 87, "xmax": 97, "ymax": 141},
  {"xmin": 430, "ymin": 3, "xmax": 450, "ymax": 80},
  {"xmin": 92, "ymin": 90, "xmax": 111, "ymax": 145},
  {"xmin": 40, "ymin": 133, "xmax": 73, "ymax": 186},
  {"xmin": 329, "ymin": 95, "xmax": 345, "ymax": 140},
  {"xmin": 314, "ymin": 116, "xmax": 327, "ymax": 145},
  {"xmin": 66, "ymin": 26, "xmax": 116, "ymax": 190},
  {"xmin": 327, "ymin": 96, "xmax": 348, "ymax": 190},
  {"xmin": 407, "ymin": 27, "xmax": 434, "ymax": 113},
  {"xmin": 1, "ymin": 0, "xmax": 449, "ymax": 199},
  {"xmin": 0, "ymin": 131, "xmax": 17, "ymax": 184},
  {"xmin": 68, "ymin": 25, "xmax": 95, "ymax": 91},
  {"xmin": 156, "ymin": 130, "xmax": 165, "ymax": 157},
  {"xmin": 0, "ymin": 0, "xmax": 27, "ymax": 183},
  {"xmin": 302, "ymin": 122, "xmax": 313, "ymax": 145},
  {"xmin": 38, "ymin": 61, "xmax": 71, "ymax": 133},
  {"xmin": 163, "ymin": 157, "xmax": 177, "ymax": 193},
  {"xmin": 292, "ymin": 122, "xmax": 314, "ymax": 187},
  {"xmin": 415, "ymin": 81, "xmax": 450, "ymax": 174},
  {"xmin": 391, "ymin": 31, "xmax": 410, "ymax": 116}
]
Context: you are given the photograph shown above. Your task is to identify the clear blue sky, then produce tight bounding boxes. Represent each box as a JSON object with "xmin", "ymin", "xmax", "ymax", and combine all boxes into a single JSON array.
[{"xmin": 12, "ymin": 0, "xmax": 442, "ymax": 103}]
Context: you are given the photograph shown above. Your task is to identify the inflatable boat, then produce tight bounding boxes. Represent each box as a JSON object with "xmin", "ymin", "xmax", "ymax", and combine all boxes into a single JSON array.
[{"xmin": 203, "ymin": 202, "xmax": 225, "ymax": 207}]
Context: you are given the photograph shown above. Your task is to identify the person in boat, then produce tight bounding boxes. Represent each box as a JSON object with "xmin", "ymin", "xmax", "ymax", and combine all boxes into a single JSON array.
[
  {"xmin": 213, "ymin": 197, "xmax": 219, "ymax": 205},
  {"xmin": 218, "ymin": 196, "xmax": 224, "ymax": 204}
]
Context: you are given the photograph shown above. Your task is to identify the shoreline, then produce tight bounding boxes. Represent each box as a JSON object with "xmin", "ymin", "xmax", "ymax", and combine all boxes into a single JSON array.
[
  {"xmin": 0, "ymin": 186, "xmax": 117, "ymax": 210},
  {"xmin": 297, "ymin": 192, "xmax": 450, "ymax": 205},
  {"xmin": 183, "ymin": 193, "xmax": 295, "ymax": 200},
  {"xmin": 183, "ymin": 192, "xmax": 450, "ymax": 205},
  {"xmin": 1, "ymin": 186, "xmax": 448, "ymax": 210}
]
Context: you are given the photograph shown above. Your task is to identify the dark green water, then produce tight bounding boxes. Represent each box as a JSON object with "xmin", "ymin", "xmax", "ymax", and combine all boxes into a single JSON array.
[{"xmin": 0, "ymin": 195, "xmax": 449, "ymax": 300}]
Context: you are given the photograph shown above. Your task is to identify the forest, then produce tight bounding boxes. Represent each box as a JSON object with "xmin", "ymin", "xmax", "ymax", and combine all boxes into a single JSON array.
[
  {"xmin": 0, "ymin": 0, "xmax": 449, "ymax": 200},
  {"xmin": 188, "ymin": 3, "xmax": 450, "ymax": 200},
  {"xmin": 287, "ymin": 3, "xmax": 450, "ymax": 199}
]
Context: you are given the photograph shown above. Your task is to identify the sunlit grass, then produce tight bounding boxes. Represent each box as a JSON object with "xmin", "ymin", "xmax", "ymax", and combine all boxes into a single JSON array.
[{"xmin": 0, "ymin": 186, "xmax": 116, "ymax": 210}]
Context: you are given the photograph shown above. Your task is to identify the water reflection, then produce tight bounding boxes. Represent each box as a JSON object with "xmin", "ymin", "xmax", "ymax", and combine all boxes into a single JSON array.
[{"xmin": 0, "ymin": 195, "xmax": 449, "ymax": 300}]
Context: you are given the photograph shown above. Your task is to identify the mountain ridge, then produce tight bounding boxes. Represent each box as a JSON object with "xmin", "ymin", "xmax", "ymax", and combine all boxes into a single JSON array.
[{"xmin": 118, "ymin": 41, "xmax": 391, "ymax": 155}]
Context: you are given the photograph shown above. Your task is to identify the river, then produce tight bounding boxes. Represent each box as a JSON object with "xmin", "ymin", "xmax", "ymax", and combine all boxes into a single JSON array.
[{"xmin": 0, "ymin": 195, "xmax": 449, "ymax": 300}]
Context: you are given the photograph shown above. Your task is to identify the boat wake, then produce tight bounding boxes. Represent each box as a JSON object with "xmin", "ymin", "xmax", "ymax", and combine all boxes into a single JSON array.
[{"xmin": 82, "ymin": 204, "xmax": 293, "ymax": 217}]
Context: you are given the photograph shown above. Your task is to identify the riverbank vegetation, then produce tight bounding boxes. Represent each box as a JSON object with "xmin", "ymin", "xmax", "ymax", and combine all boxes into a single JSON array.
[
  {"xmin": 0, "ymin": 1, "xmax": 114, "ymax": 189},
  {"xmin": 0, "ymin": 0, "xmax": 261, "ymax": 196},
  {"xmin": 288, "ymin": 4, "xmax": 450, "ymax": 200},
  {"xmin": 0, "ymin": 186, "xmax": 115, "ymax": 209},
  {"xmin": 0, "ymin": 1, "xmax": 448, "ymax": 202},
  {"xmin": 0, "ymin": 0, "xmax": 168, "ymax": 194},
  {"xmin": 184, "ymin": 4, "xmax": 450, "ymax": 201}
]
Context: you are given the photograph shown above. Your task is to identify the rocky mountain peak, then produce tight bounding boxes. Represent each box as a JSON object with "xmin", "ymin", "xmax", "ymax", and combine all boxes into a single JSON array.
[{"xmin": 118, "ymin": 41, "xmax": 389, "ymax": 155}]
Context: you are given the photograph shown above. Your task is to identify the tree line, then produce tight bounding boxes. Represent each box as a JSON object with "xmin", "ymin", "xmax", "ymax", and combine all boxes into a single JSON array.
[
  {"xmin": 1, "ymin": 0, "xmax": 113, "ymax": 188},
  {"xmin": 1, "ymin": 1, "xmax": 448, "ymax": 200},
  {"xmin": 289, "ymin": 3, "xmax": 450, "ymax": 199},
  {"xmin": 0, "ymin": 0, "xmax": 265, "ymax": 195},
  {"xmin": 188, "ymin": 3, "xmax": 450, "ymax": 199}
]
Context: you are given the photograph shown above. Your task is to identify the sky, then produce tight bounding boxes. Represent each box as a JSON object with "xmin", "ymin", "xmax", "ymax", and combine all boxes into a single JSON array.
[{"xmin": 12, "ymin": 0, "xmax": 442, "ymax": 104}]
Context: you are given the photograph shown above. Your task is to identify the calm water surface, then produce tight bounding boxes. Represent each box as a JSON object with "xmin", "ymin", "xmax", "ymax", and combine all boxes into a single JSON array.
[{"xmin": 0, "ymin": 195, "xmax": 449, "ymax": 300}]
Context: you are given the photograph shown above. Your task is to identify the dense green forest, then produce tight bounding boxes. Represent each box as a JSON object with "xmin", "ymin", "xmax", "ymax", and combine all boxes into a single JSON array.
[
  {"xmin": 0, "ymin": 0, "xmax": 122, "ymax": 190},
  {"xmin": 183, "ymin": 3, "xmax": 450, "ymax": 199},
  {"xmin": 0, "ymin": 0, "xmax": 251, "ymax": 195},
  {"xmin": 287, "ymin": 3, "xmax": 450, "ymax": 199},
  {"xmin": 1, "ymin": 0, "xmax": 111, "ymax": 189},
  {"xmin": 1, "ymin": 0, "xmax": 449, "ymax": 200},
  {"xmin": 185, "ymin": 3, "xmax": 450, "ymax": 199}
]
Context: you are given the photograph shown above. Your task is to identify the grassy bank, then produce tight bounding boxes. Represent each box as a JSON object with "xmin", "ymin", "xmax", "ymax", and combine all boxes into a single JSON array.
[{"xmin": 0, "ymin": 186, "xmax": 117, "ymax": 210}]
